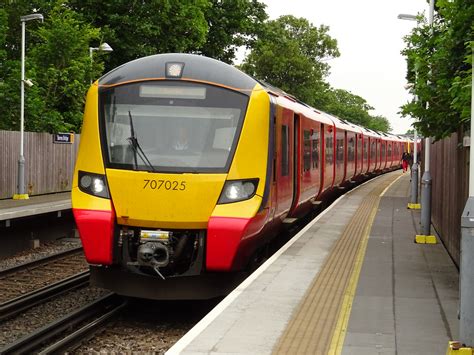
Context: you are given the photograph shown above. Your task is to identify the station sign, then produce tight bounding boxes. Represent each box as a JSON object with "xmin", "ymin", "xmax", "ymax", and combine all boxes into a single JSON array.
[{"xmin": 53, "ymin": 133, "xmax": 74, "ymax": 144}]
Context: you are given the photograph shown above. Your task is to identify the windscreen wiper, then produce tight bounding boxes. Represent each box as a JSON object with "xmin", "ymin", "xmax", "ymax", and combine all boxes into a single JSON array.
[{"xmin": 127, "ymin": 110, "xmax": 156, "ymax": 172}]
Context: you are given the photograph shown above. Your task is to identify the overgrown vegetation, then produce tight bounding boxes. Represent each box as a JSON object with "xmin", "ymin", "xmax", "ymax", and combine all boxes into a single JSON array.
[
  {"xmin": 1, "ymin": 0, "xmax": 391, "ymax": 133},
  {"xmin": 400, "ymin": 0, "xmax": 473, "ymax": 141}
]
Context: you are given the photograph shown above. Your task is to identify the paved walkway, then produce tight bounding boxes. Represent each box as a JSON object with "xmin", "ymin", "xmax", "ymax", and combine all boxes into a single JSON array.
[
  {"xmin": 0, "ymin": 192, "xmax": 71, "ymax": 222},
  {"xmin": 167, "ymin": 172, "xmax": 459, "ymax": 355}
]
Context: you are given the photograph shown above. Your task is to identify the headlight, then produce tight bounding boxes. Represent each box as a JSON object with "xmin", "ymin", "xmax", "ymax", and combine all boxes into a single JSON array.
[
  {"xmin": 78, "ymin": 171, "xmax": 110, "ymax": 199},
  {"xmin": 218, "ymin": 179, "xmax": 259, "ymax": 204}
]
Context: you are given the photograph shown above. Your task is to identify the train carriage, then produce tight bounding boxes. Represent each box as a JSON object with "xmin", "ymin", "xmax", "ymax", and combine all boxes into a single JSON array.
[{"xmin": 72, "ymin": 53, "xmax": 406, "ymax": 300}]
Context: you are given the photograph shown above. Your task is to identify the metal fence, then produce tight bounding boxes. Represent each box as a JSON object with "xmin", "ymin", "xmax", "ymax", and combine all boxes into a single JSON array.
[
  {"xmin": 430, "ymin": 128, "xmax": 469, "ymax": 267},
  {"xmin": 0, "ymin": 130, "xmax": 80, "ymax": 199}
]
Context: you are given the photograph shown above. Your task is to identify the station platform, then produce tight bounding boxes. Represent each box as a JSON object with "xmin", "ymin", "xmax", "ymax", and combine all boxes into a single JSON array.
[
  {"xmin": 167, "ymin": 171, "xmax": 460, "ymax": 355},
  {"xmin": 0, "ymin": 192, "xmax": 71, "ymax": 223}
]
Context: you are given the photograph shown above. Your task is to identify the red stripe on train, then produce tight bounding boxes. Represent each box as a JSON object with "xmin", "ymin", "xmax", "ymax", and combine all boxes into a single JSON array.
[{"xmin": 73, "ymin": 207, "xmax": 115, "ymax": 265}]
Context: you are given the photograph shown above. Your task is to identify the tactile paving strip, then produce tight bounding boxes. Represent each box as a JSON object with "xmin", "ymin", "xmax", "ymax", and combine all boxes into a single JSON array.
[{"xmin": 273, "ymin": 173, "xmax": 399, "ymax": 355}]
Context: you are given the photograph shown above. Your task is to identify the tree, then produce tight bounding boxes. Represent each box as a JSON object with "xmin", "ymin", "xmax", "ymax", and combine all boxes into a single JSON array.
[
  {"xmin": 69, "ymin": 0, "xmax": 210, "ymax": 72},
  {"xmin": 0, "ymin": 0, "xmax": 102, "ymax": 132},
  {"xmin": 400, "ymin": 0, "xmax": 473, "ymax": 140},
  {"xmin": 320, "ymin": 88, "xmax": 391, "ymax": 132},
  {"xmin": 240, "ymin": 15, "xmax": 339, "ymax": 107},
  {"xmin": 198, "ymin": 0, "xmax": 268, "ymax": 63}
]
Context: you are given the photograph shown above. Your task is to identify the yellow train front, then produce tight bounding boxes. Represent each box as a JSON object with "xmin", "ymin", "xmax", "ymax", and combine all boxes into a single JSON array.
[{"xmin": 72, "ymin": 54, "xmax": 272, "ymax": 299}]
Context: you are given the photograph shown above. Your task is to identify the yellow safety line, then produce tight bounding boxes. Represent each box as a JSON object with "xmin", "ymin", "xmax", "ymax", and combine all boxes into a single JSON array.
[{"xmin": 328, "ymin": 173, "xmax": 404, "ymax": 354}]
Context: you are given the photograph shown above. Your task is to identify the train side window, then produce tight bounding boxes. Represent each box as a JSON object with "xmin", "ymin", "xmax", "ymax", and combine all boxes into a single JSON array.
[
  {"xmin": 348, "ymin": 136, "xmax": 355, "ymax": 162},
  {"xmin": 336, "ymin": 138, "xmax": 344, "ymax": 162},
  {"xmin": 312, "ymin": 131, "xmax": 319, "ymax": 169},
  {"xmin": 281, "ymin": 125, "xmax": 289, "ymax": 176},
  {"xmin": 326, "ymin": 136, "xmax": 333, "ymax": 164},
  {"xmin": 303, "ymin": 130, "xmax": 311, "ymax": 172},
  {"xmin": 364, "ymin": 141, "xmax": 368, "ymax": 160},
  {"xmin": 388, "ymin": 143, "xmax": 392, "ymax": 158}
]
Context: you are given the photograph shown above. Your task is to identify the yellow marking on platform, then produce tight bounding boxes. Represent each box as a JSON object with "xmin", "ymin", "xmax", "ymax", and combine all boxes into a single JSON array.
[
  {"xmin": 415, "ymin": 235, "xmax": 437, "ymax": 244},
  {"xmin": 273, "ymin": 172, "xmax": 402, "ymax": 355},
  {"xmin": 447, "ymin": 341, "xmax": 474, "ymax": 355},
  {"xmin": 12, "ymin": 194, "xmax": 29, "ymax": 200},
  {"xmin": 407, "ymin": 203, "xmax": 421, "ymax": 209},
  {"xmin": 330, "ymin": 172, "xmax": 405, "ymax": 354}
]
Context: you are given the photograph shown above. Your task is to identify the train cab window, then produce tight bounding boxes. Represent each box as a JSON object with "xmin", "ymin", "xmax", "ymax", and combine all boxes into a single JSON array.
[
  {"xmin": 281, "ymin": 125, "xmax": 289, "ymax": 176},
  {"xmin": 311, "ymin": 131, "xmax": 319, "ymax": 169},
  {"xmin": 100, "ymin": 81, "xmax": 248, "ymax": 173},
  {"xmin": 303, "ymin": 130, "xmax": 311, "ymax": 172}
]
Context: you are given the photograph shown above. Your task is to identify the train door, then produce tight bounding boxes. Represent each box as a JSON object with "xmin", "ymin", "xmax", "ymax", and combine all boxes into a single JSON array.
[
  {"xmin": 381, "ymin": 141, "xmax": 386, "ymax": 170},
  {"xmin": 335, "ymin": 129, "xmax": 345, "ymax": 186},
  {"xmin": 323, "ymin": 124, "xmax": 334, "ymax": 191},
  {"xmin": 300, "ymin": 119, "xmax": 321, "ymax": 202},
  {"xmin": 363, "ymin": 136, "xmax": 369, "ymax": 174},
  {"xmin": 357, "ymin": 133, "xmax": 363, "ymax": 175},
  {"xmin": 370, "ymin": 138, "xmax": 377, "ymax": 172},
  {"xmin": 274, "ymin": 109, "xmax": 293, "ymax": 218},
  {"xmin": 387, "ymin": 142, "xmax": 393, "ymax": 169},
  {"xmin": 289, "ymin": 113, "xmax": 301, "ymax": 213},
  {"xmin": 346, "ymin": 132, "xmax": 356, "ymax": 179}
]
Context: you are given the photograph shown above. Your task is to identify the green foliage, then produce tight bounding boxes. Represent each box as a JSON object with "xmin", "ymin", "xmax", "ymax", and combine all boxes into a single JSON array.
[
  {"xmin": 0, "ymin": 0, "xmax": 101, "ymax": 133},
  {"xmin": 1, "ymin": 1, "xmax": 392, "ymax": 134},
  {"xmin": 320, "ymin": 88, "xmax": 391, "ymax": 132},
  {"xmin": 69, "ymin": 0, "xmax": 210, "ymax": 72},
  {"xmin": 199, "ymin": 0, "xmax": 268, "ymax": 63},
  {"xmin": 400, "ymin": 0, "xmax": 473, "ymax": 141},
  {"xmin": 241, "ymin": 15, "xmax": 390, "ymax": 132},
  {"xmin": 241, "ymin": 15, "xmax": 339, "ymax": 107}
]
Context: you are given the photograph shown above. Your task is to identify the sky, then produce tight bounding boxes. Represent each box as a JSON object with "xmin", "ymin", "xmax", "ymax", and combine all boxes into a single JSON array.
[{"xmin": 259, "ymin": 0, "xmax": 428, "ymax": 134}]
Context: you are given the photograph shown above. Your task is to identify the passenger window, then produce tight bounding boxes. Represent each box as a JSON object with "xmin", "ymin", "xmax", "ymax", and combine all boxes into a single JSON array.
[
  {"xmin": 303, "ymin": 130, "xmax": 311, "ymax": 172},
  {"xmin": 281, "ymin": 125, "xmax": 289, "ymax": 176},
  {"xmin": 312, "ymin": 131, "xmax": 319, "ymax": 169},
  {"xmin": 348, "ymin": 137, "xmax": 355, "ymax": 162},
  {"xmin": 326, "ymin": 136, "xmax": 333, "ymax": 165}
]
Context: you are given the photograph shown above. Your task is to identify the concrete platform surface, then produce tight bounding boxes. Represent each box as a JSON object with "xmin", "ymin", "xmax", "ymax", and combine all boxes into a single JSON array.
[
  {"xmin": 166, "ymin": 172, "xmax": 459, "ymax": 355},
  {"xmin": 0, "ymin": 192, "xmax": 71, "ymax": 221}
]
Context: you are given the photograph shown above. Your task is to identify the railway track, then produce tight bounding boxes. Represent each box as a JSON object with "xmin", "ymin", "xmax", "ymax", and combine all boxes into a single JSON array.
[
  {"xmin": 0, "ymin": 271, "xmax": 89, "ymax": 321},
  {"xmin": 0, "ymin": 247, "xmax": 88, "ymax": 304},
  {"xmin": 0, "ymin": 293, "xmax": 126, "ymax": 355}
]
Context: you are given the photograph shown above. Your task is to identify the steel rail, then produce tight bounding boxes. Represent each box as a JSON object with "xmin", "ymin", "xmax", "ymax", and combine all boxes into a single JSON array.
[
  {"xmin": 38, "ymin": 300, "xmax": 127, "ymax": 354},
  {"xmin": 0, "ymin": 270, "xmax": 90, "ymax": 321},
  {"xmin": 0, "ymin": 293, "xmax": 125, "ymax": 355},
  {"xmin": 0, "ymin": 246, "xmax": 83, "ymax": 278}
]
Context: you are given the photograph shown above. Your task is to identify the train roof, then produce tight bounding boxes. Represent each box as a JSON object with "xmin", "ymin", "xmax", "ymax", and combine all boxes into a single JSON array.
[{"xmin": 98, "ymin": 53, "xmax": 258, "ymax": 93}]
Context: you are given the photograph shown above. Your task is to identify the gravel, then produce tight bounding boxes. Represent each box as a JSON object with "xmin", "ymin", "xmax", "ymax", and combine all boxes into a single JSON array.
[
  {"xmin": 0, "ymin": 286, "xmax": 108, "ymax": 348},
  {"xmin": 0, "ymin": 238, "xmax": 82, "ymax": 272},
  {"xmin": 73, "ymin": 298, "xmax": 220, "ymax": 354}
]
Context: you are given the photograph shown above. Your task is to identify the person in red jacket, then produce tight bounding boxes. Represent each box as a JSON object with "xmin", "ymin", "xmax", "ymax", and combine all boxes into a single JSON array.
[{"xmin": 401, "ymin": 151, "xmax": 410, "ymax": 173}]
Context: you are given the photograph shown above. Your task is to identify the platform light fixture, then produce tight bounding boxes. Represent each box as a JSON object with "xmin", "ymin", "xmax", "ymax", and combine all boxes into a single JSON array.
[
  {"xmin": 89, "ymin": 42, "xmax": 113, "ymax": 84},
  {"xmin": 14, "ymin": 13, "xmax": 44, "ymax": 200}
]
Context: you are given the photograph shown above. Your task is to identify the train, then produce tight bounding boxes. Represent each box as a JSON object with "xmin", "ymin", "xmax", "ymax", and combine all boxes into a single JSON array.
[{"xmin": 72, "ymin": 53, "xmax": 410, "ymax": 300}]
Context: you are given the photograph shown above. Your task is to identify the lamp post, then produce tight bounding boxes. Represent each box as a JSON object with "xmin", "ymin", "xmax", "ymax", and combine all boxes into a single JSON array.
[
  {"xmin": 398, "ymin": 14, "xmax": 420, "ymax": 210},
  {"xmin": 89, "ymin": 42, "xmax": 113, "ymax": 84},
  {"xmin": 14, "ymin": 13, "xmax": 44, "ymax": 200},
  {"xmin": 418, "ymin": 0, "xmax": 435, "ymax": 239},
  {"xmin": 459, "ymin": 45, "xmax": 474, "ymax": 350},
  {"xmin": 397, "ymin": 0, "xmax": 435, "ymax": 239}
]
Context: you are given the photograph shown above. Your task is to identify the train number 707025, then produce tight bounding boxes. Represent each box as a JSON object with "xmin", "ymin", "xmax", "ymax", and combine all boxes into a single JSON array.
[{"xmin": 143, "ymin": 179, "xmax": 186, "ymax": 191}]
